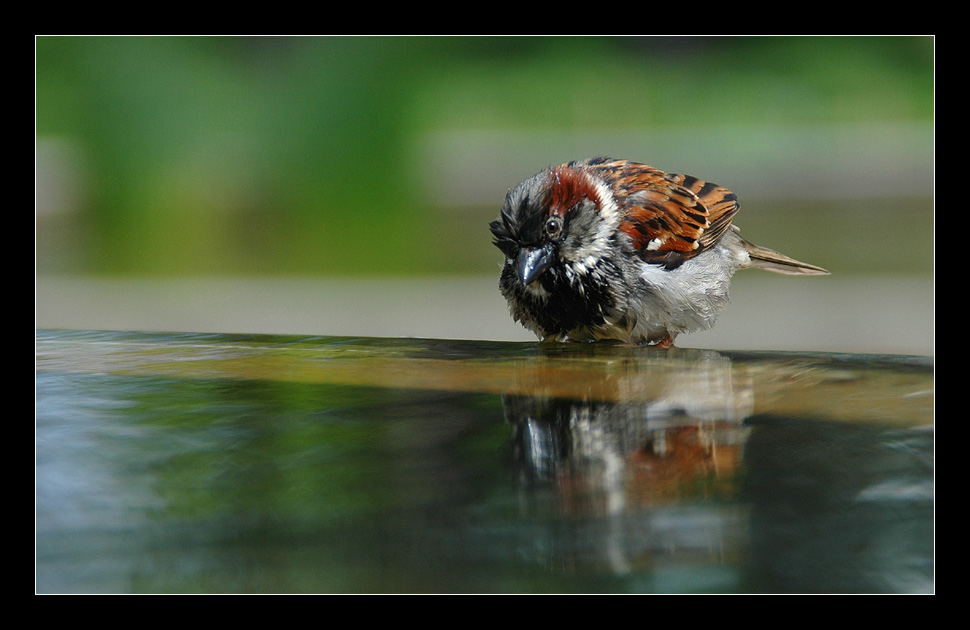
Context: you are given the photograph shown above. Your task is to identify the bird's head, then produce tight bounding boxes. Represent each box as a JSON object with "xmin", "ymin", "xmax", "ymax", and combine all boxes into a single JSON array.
[{"xmin": 489, "ymin": 164, "xmax": 619, "ymax": 289}]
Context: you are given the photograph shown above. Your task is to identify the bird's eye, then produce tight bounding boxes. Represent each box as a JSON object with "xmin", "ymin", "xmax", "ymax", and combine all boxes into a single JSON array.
[{"xmin": 544, "ymin": 216, "xmax": 563, "ymax": 238}]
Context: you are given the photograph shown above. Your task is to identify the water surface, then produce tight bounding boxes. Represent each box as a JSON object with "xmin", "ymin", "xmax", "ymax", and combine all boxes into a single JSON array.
[{"xmin": 35, "ymin": 330, "xmax": 934, "ymax": 593}]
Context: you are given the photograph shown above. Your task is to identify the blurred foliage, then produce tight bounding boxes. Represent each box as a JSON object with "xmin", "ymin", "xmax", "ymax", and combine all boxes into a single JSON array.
[{"xmin": 35, "ymin": 36, "xmax": 934, "ymax": 276}]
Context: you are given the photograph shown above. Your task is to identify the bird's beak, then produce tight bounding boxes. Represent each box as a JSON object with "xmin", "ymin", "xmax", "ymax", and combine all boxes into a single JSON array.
[{"xmin": 516, "ymin": 245, "xmax": 554, "ymax": 286}]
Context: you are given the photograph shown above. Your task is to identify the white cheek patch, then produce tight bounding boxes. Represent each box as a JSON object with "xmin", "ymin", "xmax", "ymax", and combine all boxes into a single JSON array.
[
  {"xmin": 567, "ymin": 178, "xmax": 620, "ymax": 265},
  {"xmin": 589, "ymin": 178, "xmax": 619, "ymax": 224}
]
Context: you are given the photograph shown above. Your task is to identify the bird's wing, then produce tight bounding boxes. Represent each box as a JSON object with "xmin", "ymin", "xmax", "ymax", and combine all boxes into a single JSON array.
[{"xmin": 579, "ymin": 158, "xmax": 739, "ymax": 270}]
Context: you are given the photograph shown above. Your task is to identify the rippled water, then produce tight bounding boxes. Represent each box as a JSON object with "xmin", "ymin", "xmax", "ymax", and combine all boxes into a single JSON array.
[{"xmin": 35, "ymin": 330, "xmax": 934, "ymax": 593}]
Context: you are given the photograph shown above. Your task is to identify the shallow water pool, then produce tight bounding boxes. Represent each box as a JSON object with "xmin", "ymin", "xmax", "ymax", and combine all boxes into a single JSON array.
[{"xmin": 35, "ymin": 330, "xmax": 934, "ymax": 593}]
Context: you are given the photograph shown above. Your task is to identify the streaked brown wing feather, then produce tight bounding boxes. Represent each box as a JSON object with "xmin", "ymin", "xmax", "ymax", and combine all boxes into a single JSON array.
[{"xmin": 577, "ymin": 158, "xmax": 739, "ymax": 269}]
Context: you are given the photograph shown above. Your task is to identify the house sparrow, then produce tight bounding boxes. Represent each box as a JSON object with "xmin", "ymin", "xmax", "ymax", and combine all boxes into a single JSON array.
[{"xmin": 489, "ymin": 157, "xmax": 829, "ymax": 347}]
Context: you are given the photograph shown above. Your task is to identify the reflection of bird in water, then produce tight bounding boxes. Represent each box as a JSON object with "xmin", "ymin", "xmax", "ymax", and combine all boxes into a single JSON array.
[{"xmin": 503, "ymin": 349, "xmax": 752, "ymax": 511}]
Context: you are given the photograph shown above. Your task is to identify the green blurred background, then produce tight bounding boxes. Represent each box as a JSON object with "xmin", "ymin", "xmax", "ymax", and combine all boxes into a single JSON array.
[{"xmin": 35, "ymin": 36, "xmax": 935, "ymax": 353}]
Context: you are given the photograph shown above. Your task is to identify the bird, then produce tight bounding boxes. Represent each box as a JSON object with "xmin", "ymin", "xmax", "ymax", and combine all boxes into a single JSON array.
[{"xmin": 489, "ymin": 157, "xmax": 829, "ymax": 347}]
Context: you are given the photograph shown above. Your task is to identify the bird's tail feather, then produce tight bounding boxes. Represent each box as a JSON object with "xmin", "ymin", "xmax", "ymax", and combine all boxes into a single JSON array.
[{"xmin": 742, "ymin": 239, "xmax": 829, "ymax": 276}]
